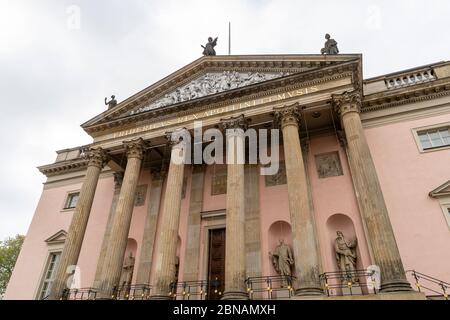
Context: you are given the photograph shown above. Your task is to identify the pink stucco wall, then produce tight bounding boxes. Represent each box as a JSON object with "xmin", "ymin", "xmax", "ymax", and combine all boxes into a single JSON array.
[{"xmin": 364, "ymin": 113, "xmax": 450, "ymax": 283}]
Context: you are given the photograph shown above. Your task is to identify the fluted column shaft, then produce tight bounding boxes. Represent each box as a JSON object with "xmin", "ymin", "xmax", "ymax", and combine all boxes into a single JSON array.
[
  {"xmin": 93, "ymin": 172, "xmax": 123, "ymax": 288},
  {"xmin": 135, "ymin": 170, "xmax": 165, "ymax": 285},
  {"xmin": 221, "ymin": 114, "xmax": 248, "ymax": 300},
  {"xmin": 274, "ymin": 104, "xmax": 323, "ymax": 296},
  {"xmin": 150, "ymin": 134, "xmax": 187, "ymax": 299},
  {"xmin": 333, "ymin": 91, "xmax": 411, "ymax": 292},
  {"xmin": 98, "ymin": 139, "xmax": 144, "ymax": 297},
  {"xmin": 49, "ymin": 148, "xmax": 108, "ymax": 299}
]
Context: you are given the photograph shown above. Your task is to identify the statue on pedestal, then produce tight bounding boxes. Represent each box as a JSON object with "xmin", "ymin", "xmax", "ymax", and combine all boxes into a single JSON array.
[
  {"xmin": 105, "ymin": 95, "xmax": 117, "ymax": 109},
  {"xmin": 334, "ymin": 231, "xmax": 358, "ymax": 282},
  {"xmin": 120, "ymin": 252, "xmax": 135, "ymax": 288},
  {"xmin": 269, "ymin": 240, "xmax": 294, "ymax": 287},
  {"xmin": 201, "ymin": 37, "xmax": 218, "ymax": 56},
  {"xmin": 321, "ymin": 33, "xmax": 339, "ymax": 55}
]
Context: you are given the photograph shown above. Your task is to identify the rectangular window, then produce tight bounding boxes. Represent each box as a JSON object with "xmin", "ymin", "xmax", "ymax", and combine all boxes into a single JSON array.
[
  {"xmin": 417, "ymin": 126, "xmax": 450, "ymax": 151},
  {"xmin": 39, "ymin": 252, "xmax": 61, "ymax": 299},
  {"xmin": 64, "ymin": 192, "xmax": 79, "ymax": 209}
]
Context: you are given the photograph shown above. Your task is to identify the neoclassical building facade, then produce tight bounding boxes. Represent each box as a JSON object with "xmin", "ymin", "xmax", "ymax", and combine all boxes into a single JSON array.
[{"xmin": 5, "ymin": 54, "xmax": 450, "ymax": 300}]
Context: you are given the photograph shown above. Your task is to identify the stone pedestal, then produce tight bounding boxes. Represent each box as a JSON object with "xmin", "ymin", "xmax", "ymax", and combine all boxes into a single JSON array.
[
  {"xmin": 49, "ymin": 148, "xmax": 108, "ymax": 300},
  {"xmin": 135, "ymin": 169, "xmax": 166, "ymax": 285},
  {"xmin": 97, "ymin": 139, "xmax": 145, "ymax": 298},
  {"xmin": 333, "ymin": 91, "xmax": 411, "ymax": 292},
  {"xmin": 150, "ymin": 132, "xmax": 188, "ymax": 299},
  {"xmin": 274, "ymin": 104, "xmax": 323, "ymax": 297},
  {"xmin": 221, "ymin": 115, "xmax": 248, "ymax": 300}
]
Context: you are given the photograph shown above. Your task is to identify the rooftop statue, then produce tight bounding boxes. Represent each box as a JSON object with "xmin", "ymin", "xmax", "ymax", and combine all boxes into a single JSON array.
[
  {"xmin": 201, "ymin": 37, "xmax": 218, "ymax": 56},
  {"xmin": 321, "ymin": 33, "xmax": 339, "ymax": 55},
  {"xmin": 105, "ymin": 95, "xmax": 117, "ymax": 109}
]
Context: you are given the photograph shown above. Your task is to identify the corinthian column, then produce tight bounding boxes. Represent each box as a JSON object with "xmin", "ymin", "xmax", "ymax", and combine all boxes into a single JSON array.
[
  {"xmin": 274, "ymin": 104, "xmax": 323, "ymax": 296},
  {"xmin": 333, "ymin": 91, "xmax": 411, "ymax": 292},
  {"xmin": 49, "ymin": 148, "xmax": 108, "ymax": 300},
  {"xmin": 150, "ymin": 130, "xmax": 188, "ymax": 299},
  {"xmin": 221, "ymin": 114, "xmax": 248, "ymax": 300},
  {"xmin": 98, "ymin": 139, "xmax": 145, "ymax": 298}
]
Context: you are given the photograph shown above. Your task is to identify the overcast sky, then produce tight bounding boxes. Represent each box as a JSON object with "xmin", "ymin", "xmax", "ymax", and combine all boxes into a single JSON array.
[{"xmin": 0, "ymin": 0, "xmax": 449, "ymax": 241}]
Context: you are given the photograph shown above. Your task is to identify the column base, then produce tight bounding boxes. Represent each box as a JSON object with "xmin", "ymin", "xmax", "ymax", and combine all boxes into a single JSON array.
[
  {"xmin": 294, "ymin": 286, "xmax": 324, "ymax": 297},
  {"xmin": 292, "ymin": 291, "xmax": 426, "ymax": 300},
  {"xmin": 221, "ymin": 291, "xmax": 249, "ymax": 300},
  {"xmin": 380, "ymin": 279, "xmax": 412, "ymax": 293},
  {"xmin": 149, "ymin": 294, "xmax": 173, "ymax": 300}
]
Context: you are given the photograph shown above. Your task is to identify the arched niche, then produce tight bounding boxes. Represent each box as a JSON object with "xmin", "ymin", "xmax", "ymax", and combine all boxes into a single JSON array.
[
  {"xmin": 121, "ymin": 238, "xmax": 138, "ymax": 287},
  {"xmin": 268, "ymin": 221, "xmax": 292, "ymax": 276},
  {"xmin": 325, "ymin": 214, "xmax": 364, "ymax": 272}
]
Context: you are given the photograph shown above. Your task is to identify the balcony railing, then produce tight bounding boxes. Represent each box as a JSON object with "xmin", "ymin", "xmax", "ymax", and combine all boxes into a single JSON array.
[
  {"xmin": 62, "ymin": 288, "xmax": 98, "ymax": 300},
  {"xmin": 245, "ymin": 275, "xmax": 296, "ymax": 300},
  {"xmin": 112, "ymin": 284, "xmax": 152, "ymax": 300},
  {"xmin": 169, "ymin": 280, "xmax": 220, "ymax": 300},
  {"xmin": 320, "ymin": 270, "xmax": 378, "ymax": 297},
  {"xmin": 385, "ymin": 69, "xmax": 436, "ymax": 90},
  {"xmin": 407, "ymin": 270, "xmax": 449, "ymax": 300}
]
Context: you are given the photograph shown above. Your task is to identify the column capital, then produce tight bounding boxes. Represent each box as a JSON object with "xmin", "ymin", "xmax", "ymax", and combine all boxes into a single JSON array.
[
  {"xmin": 220, "ymin": 114, "xmax": 248, "ymax": 131},
  {"xmin": 332, "ymin": 91, "xmax": 362, "ymax": 117},
  {"xmin": 124, "ymin": 138, "xmax": 145, "ymax": 160},
  {"xmin": 273, "ymin": 103, "xmax": 302, "ymax": 129},
  {"xmin": 84, "ymin": 147, "xmax": 109, "ymax": 169},
  {"xmin": 165, "ymin": 128, "xmax": 190, "ymax": 148}
]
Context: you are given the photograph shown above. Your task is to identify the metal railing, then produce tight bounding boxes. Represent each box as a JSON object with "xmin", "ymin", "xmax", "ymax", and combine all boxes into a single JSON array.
[
  {"xmin": 62, "ymin": 288, "xmax": 98, "ymax": 300},
  {"xmin": 407, "ymin": 270, "xmax": 449, "ymax": 300},
  {"xmin": 245, "ymin": 275, "xmax": 296, "ymax": 300},
  {"xmin": 320, "ymin": 270, "xmax": 378, "ymax": 297},
  {"xmin": 112, "ymin": 284, "xmax": 152, "ymax": 300},
  {"xmin": 169, "ymin": 280, "xmax": 219, "ymax": 300}
]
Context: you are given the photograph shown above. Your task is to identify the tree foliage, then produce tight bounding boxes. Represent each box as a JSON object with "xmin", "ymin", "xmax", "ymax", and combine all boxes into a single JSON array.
[{"xmin": 0, "ymin": 235, "xmax": 25, "ymax": 297}]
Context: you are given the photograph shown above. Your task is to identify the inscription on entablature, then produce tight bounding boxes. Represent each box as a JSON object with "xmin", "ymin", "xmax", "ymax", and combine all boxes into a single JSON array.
[
  {"xmin": 265, "ymin": 161, "xmax": 287, "ymax": 187},
  {"xmin": 134, "ymin": 184, "xmax": 148, "ymax": 206},
  {"xmin": 315, "ymin": 152, "xmax": 343, "ymax": 179}
]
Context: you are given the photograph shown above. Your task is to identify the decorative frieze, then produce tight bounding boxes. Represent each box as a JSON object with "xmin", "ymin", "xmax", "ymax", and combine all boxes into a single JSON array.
[
  {"xmin": 130, "ymin": 71, "xmax": 290, "ymax": 115},
  {"xmin": 211, "ymin": 167, "xmax": 227, "ymax": 195},
  {"xmin": 315, "ymin": 152, "xmax": 343, "ymax": 179}
]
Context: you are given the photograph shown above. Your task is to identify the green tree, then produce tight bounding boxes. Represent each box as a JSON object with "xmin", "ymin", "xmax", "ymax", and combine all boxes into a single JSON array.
[{"xmin": 0, "ymin": 235, "xmax": 25, "ymax": 298}]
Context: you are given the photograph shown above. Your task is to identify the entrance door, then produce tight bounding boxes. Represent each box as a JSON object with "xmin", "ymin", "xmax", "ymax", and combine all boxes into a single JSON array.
[{"xmin": 207, "ymin": 228, "xmax": 226, "ymax": 300}]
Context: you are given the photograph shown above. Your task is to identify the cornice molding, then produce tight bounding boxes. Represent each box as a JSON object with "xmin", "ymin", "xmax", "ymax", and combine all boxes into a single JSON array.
[
  {"xmin": 38, "ymin": 158, "xmax": 89, "ymax": 177},
  {"xmin": 362, "ymin": 82, "xmax": 450, "ymax": 113}
]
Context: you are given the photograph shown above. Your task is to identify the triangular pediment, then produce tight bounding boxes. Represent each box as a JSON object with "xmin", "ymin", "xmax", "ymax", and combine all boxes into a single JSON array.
[
  {"xmin": 429, "ymin": 180, "xmax": 450, "ymax": 198},
  {"xmin": 45, "ymin": 230, "xmax": 67, "ymax": 245},
  {"xmin": 82, "ymin": 54, "xmax": 362, "ymax": 135}
]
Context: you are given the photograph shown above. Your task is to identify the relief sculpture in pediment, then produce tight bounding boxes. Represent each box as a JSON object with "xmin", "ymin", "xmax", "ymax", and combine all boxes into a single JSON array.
[{"xmin": 130, "ymin": 71, "xmax": 290, "ymax": 115}]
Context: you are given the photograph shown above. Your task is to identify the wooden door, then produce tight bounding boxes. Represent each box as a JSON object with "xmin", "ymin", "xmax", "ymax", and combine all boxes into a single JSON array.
[{"xmin": 207, "ymin": 228, "xmax": 225, "ymax": 300}]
